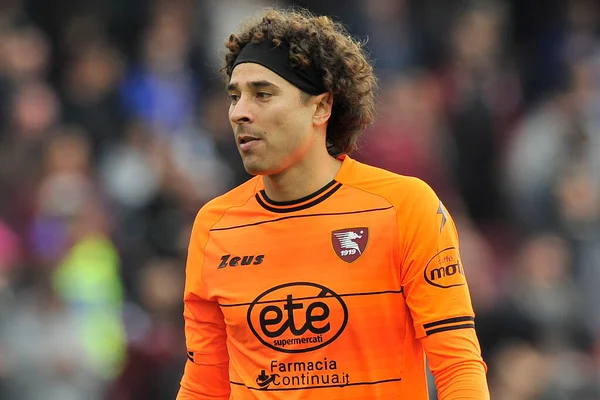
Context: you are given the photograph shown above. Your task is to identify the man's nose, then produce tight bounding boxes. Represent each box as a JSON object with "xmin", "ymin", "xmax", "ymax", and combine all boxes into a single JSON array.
[{"xmin": 229, "ymin": 95, "xmax": 254, "ymax": 125}]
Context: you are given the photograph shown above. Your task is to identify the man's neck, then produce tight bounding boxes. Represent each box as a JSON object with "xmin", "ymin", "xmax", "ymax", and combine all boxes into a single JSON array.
[{"xmin": 262, "ymin": 152, "xmax": 342, "ymax": 202}]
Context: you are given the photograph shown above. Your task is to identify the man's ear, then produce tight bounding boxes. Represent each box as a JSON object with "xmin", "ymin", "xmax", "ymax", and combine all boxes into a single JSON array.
[{"xmin": 313, "ymin": 93, "xmax": 333, "ymax": 126}]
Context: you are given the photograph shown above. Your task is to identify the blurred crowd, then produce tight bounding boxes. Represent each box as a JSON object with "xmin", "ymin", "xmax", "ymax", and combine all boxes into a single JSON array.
[{"xmin": 0, "ymin": 0, "xmax": 599, "ymax": 399}]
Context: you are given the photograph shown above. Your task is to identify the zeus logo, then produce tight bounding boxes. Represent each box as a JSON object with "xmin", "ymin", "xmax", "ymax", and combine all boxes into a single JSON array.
[{"xmin": 218, "ymin": 254, "xmax": 264, "ymax": 269}]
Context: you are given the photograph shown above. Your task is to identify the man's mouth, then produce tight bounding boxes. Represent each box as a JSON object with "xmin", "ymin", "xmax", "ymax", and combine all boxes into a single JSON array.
[
  {"xmin": 239, "ymin": 137, "xmax": 258, "ymax": 144},
  {"xmin": 237, "ymin": 135, "xmax": 262, "ymax": 151}
]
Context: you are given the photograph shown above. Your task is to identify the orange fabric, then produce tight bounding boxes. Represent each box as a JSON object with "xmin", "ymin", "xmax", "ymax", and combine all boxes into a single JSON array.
[{"xmin": 179, "ymin": 156, "xmax": 489, "ymax": 399}]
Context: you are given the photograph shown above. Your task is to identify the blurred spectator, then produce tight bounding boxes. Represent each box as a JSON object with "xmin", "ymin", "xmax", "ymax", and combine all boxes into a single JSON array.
[
  {"xmin": 489, "ymin": 341, "xmax": 549, "ymax": 400},
  {"xmin": 0, "ymin": 24, "xmax": 50, "ymax": 84},
  {"xmin": 355, "ymin": 0, "xmax": 420, "ymax": 77},
  {"xmin": 504, "ymin": 233, "xmax": 591, "ymax": 351},
  {"xmin": 0, "ymin": 80, "xmax": 60, "ymax": 241},
  {"xmin": 51, "ymin": 202, "xmax": 126, "ymax": 381},
  {"xmin": 120, "ymin": 1, "xmax": 198, "ymax": 135},
  {"xmin": 355, "ymin": 69, "xmax": 455, "ymax": 201},
  {"xmin": 437, "ymin": 0, "xmax": 522, "ymax": 232},
  {"xmin": 28, "ymin": 126, "xmax": 94, "ymax": 263},
  {"xmin": 61, "ymin": 40, "xmax": 127, "ymax": 159},
  {"xmin": 100, "ymin": 121, "xmax": 162, "ymax": 212},
  {"xmin": 2, "ymin": 79, "xmax": 60, "ymax": 141},
  {"xmin": 504, "ymin": 54, "xmax": 600, "ymax": 233},
  {"xmin": 109, "ymin": 258, "xmax": 186, "ymax": 400},
  {"xmin": 0, "ymin": 272, "xmax": 106, "ymax": 400},
  {"xmin": 481, "ymin": 233, "xmax": 598, "ymax": 399}
]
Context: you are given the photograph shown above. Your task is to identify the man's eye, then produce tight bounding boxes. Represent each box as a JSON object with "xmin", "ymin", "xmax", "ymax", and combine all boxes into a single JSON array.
[
  {"xmin": 257, "ymin": 92, "xmax": 272, "ymax": 99},
  {"xmin": 229, "ymin": 94, "xmax": 240, "ymax": 102}
]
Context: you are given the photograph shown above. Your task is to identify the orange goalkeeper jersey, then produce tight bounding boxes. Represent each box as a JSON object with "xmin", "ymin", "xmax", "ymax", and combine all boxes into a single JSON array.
[{"xmin": 179, "ymin": 155, "xmax": 488, "ymax": 399}]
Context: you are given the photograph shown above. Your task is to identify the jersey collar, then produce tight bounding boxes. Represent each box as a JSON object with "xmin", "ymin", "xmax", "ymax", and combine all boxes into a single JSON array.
[{"xmin": 255, "ymin": 156, "xmax": 354, "ymax": 213}]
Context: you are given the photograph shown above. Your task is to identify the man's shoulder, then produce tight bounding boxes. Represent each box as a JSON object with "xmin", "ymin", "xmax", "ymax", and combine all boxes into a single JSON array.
[
  {"xmin": 194, "ymin": 176, "xmax": 260, "ymax": 228},
  {"xmin": 343, "ymin": 158, "xmax": 437, "ymax": 206}
]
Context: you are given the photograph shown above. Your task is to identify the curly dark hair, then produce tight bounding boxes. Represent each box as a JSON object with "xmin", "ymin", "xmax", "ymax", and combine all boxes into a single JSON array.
[{"xmin": 223, "ymin": 7, "xmax": 377, "ymax": 156}]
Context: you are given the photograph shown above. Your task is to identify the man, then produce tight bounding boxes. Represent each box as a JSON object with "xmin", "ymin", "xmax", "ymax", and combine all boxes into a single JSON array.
[{"xmin": 178, "ymin": 7, "xmax": 490, "ymax": 400}]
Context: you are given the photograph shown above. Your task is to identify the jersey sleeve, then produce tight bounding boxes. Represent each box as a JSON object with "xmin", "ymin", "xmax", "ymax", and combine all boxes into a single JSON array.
[
  {"xmin": 398, "ymin": 179, "xmax": 475, "ymax": 338},
  {"xmin": 177, "ymin": 207, "xmax": 230, "ymax": 400},
  {"xmin": 398, "ymin": 179, "xmax": 489, "ymax": 399}
]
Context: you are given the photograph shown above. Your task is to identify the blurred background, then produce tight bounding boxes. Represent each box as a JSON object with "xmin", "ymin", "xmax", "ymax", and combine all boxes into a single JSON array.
[{"xmin": 0, "ymin": 0, "xmax": 599, "ymax": 399}]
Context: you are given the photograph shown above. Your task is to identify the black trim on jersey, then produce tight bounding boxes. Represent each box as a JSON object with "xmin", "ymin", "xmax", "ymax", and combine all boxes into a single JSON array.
[
  {"xmin": 339, "ymin": 289, "xmax": 403, "ymax": 298},
  {"xmin": 210, "ymin": 206, "xmax": 394, "ymax": 231},
  {"xmin": 260, "ymin": 180, "xmax": 338, "ymax": 206},
  {"xmin": 255, "ymin": 182, "xmax": 342, "ymax": 213},
  {"xmin": 219, "ymin": 288, "xmax": 404, "ymax": 308},
  {"xmin": 423, "ymin": 316, "xmax": 474, "ymax": 329},
  {"xmin": 230, "ymin": 377, "xmax": 402, "ymax": 391},
  {"xmin": 425, "ymin": 323, "xmax": 475, "ymax": 336}
]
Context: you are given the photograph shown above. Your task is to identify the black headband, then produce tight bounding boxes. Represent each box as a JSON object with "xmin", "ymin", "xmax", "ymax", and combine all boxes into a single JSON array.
[{"xmin": 231, "ymin": 40, "xmax": 326, "ymax": 95}]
